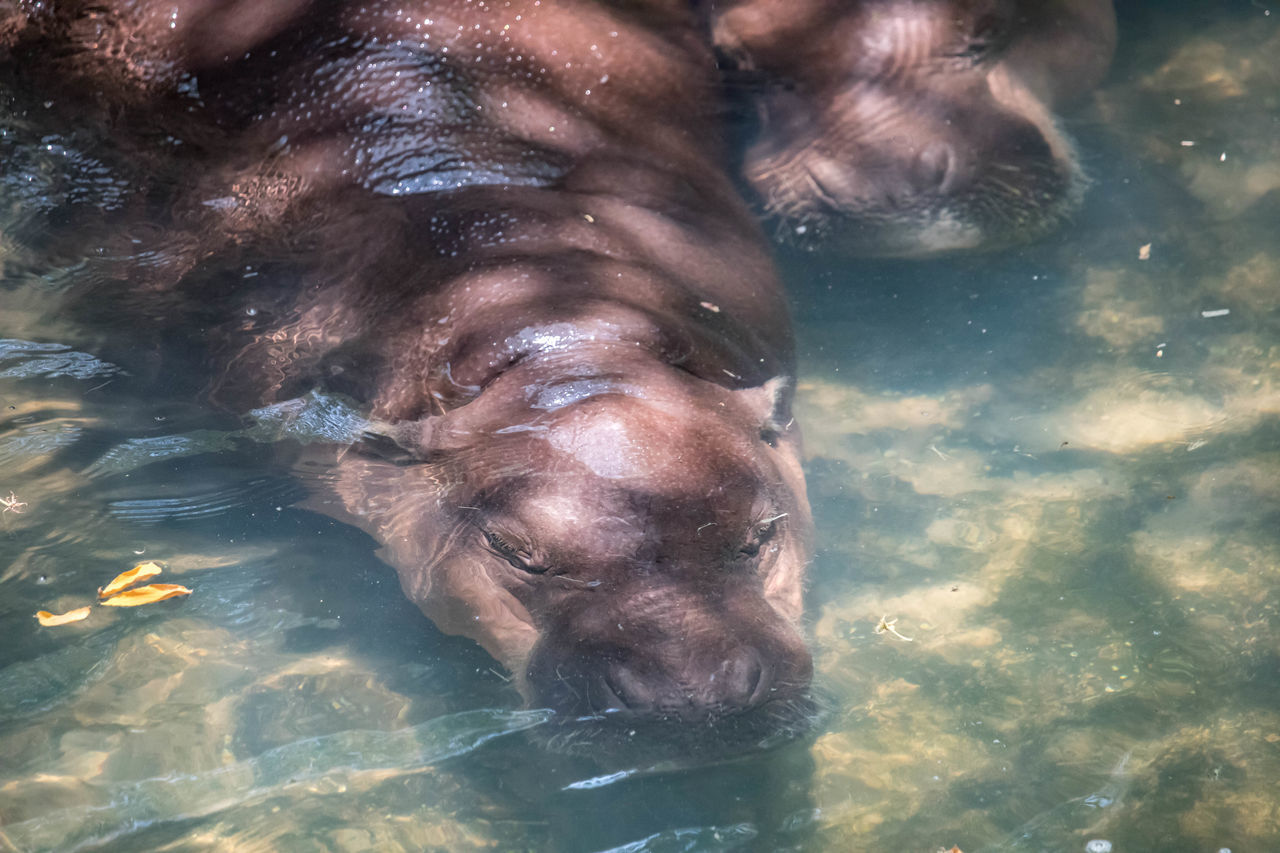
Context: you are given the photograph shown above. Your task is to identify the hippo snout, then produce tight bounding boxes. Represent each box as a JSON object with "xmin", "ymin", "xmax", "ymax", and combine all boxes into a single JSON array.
[
  {"xmin": 522, "ymin": 597, "xmax": 814, "ymax": 722},
  {"xmin": 595, "ymin": 644, "xmax": 774, "ymax": 717}
]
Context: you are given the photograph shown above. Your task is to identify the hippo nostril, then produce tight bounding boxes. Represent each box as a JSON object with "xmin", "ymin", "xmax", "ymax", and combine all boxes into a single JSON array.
[
  {"xmin": 717, "ymin": 647, "xmax": 770, "ymax": 708},
  {"xmin": 601, "ymin": 663, "xmax": 657, "ymax": 714},
  {"xmin": 915, "ymin": 142, "xmax": 956, "ymax": 193},
  {"xmin": 589, "ymin": 672, "xmax": 628, "ymax": 715},
  {"xmin": 528, "ymin": 625, "xmax": 812, "ymax": 721},
  {"xmin": 599, "ymin": 651, "xmax": 775, "ymax": 717}
]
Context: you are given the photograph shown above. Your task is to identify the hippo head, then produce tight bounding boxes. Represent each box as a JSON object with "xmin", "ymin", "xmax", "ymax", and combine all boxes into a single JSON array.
[
  {"xmin": 740, "ymin": 56, "xmax": 1084, "ymax": 257},
  {"xmin": 714, "ymin": 0, "xmax": 1115, "ymax": 257},
  {"xmin": 330, "ymin": 358, "xmax": 814, "ymax": 749}
]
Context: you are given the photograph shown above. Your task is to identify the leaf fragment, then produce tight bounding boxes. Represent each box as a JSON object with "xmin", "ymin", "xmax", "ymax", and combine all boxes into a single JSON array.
[
  {"xmin": 35, "ymin": 606, "xmax": 92, "ymax": 626},
  {"xmin": 98, "ymin": 561, "xmax": 163, "ymax": 598},
  {"xmin": 99, "ymin": 583, "xmax": 192, "ymax": 607}
]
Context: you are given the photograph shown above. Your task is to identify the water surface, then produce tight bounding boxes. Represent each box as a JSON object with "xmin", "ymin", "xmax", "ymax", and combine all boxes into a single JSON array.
[{"xmin": 2, "ymin": 2, "xmax": 1279, "ymax": 851}]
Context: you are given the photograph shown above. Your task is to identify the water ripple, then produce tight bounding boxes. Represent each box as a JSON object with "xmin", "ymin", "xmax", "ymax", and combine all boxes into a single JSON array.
[
  {"xmin": 86, "ymin": 391, "xmax": 372, "ymax": 479},
  {"xmin": 0, "ymin": 419, "xmax": 84, "ymax": 469},
  {"xmin": 84, "ymin": 431, "xmax": 241, "ymax": 478},
  {"xmin": 245, "ymin": 391, "xmax": 371, "ymax": 445},
  {"xmin": 978, "ymin": 752, "xmax": 1134, "ymax": 853},
  {"xmin": 592, "ymin": 823, "xmax": 758, "ymax": 853},
  {"xmin": 0, "ymin": 708, "xmax": 552, "ymax": 852},
  {"xmin": 0, "ymin": 633, "xmax": 117, "ymax": 720},
  {"xmin": 0, "ymin": 338, "xmax": 121, "ymax": 381},
  {"xmin": 105, "ymin": 478, "xmax": 303, "ymax": 523}
]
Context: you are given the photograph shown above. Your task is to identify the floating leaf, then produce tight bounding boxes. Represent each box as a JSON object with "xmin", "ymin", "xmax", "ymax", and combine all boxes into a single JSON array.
[
  {"xmin": 98, "ymin": 560, "xmax": 163, "ymax": 598},
  {"xmin": 99, "ymin": 583, "xmax": 191, "ymax": 607},
  {"xmin": 35, "ymin": 606, "xmax": 91, "ymax": 626}
]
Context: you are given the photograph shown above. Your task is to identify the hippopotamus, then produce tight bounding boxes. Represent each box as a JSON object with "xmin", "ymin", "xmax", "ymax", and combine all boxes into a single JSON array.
[
  {"xmin": 3, "ymin": 0, "xmax": 815, "ymax": 743},
  {"xmin": 4, "ymin": 0, "xmax": 1115, "ymax": 749},
  {"xmin": 708, "ymin": 0, "xmax": 1117, "ymax": 256}
]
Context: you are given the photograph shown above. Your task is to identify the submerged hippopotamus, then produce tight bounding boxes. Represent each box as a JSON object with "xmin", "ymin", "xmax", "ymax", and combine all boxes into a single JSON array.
[
  {"xmin": 4, "ymin": 0, "xmax": 815, "ymax": 744},
  {"xmin": 4, "ymin": 0, "xmax": 1114, "ymax": 749},
  {"xmin": 709, "ymin": 0, "xmax": 1116, "ymax": 256}
]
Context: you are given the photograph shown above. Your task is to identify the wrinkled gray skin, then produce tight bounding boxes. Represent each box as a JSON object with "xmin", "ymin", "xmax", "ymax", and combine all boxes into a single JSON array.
[
  {"xmin": 709, "ymin": 0, "xmax": 1117, "ymax": 256},
  {"xmin": 5, "ymin": 0, "xmax": 814, "ymax": 729}
]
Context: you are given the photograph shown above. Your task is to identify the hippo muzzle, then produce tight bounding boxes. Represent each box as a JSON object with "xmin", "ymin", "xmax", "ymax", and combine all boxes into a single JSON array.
[{"xmin": 524, "ymin": 574, "xmax": 814, "ymax": 721}]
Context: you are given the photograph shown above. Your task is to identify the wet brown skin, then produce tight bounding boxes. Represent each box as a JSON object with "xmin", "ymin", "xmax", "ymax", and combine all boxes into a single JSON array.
[
  {"xmin": 709, "ymin": 0, "xmax": 1117, "ymax": 256},
  {"xmin": 4, "ymin": 1, "xmax": 814, "ymax": 735}
]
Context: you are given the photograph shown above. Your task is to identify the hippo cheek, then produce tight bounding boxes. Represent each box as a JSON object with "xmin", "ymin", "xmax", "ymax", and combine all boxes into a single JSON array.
[
  {"xmin": 416, "ymin": 558, "xmax": 543, "ymax": 674},
  {"xmin": 320, "ymin": 455, "xmax": 546, "ymax": 670},
  {"xmin": 520, "ymin": 581, "xmax": 813, "ymax": 721}
]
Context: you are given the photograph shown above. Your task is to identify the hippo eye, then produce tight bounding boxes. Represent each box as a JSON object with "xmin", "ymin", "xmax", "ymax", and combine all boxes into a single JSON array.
[
  {"xmin": 739, "ymin": 512, "xmax": 787, "ymax": 558},
  {"xmin": 947, "ymin": 14, "xmax": 1010, "ymax": 66},
  {"xmin": 483, "ymin": 529, "xmax": 546, "ymax": 574}
]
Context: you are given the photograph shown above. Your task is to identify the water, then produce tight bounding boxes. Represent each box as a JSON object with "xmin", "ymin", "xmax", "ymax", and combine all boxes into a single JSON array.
[{"xmin": 2, "ymin": 2, "xmax": 1279, "ymax": 851}]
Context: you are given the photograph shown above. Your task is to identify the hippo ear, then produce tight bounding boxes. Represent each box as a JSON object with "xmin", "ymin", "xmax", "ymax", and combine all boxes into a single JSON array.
[{"xmin": 735, "ymin": 376, "xmax": 794, "ymax": 445}]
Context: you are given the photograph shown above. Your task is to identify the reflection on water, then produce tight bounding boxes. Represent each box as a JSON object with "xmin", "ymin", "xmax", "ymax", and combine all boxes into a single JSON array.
[
  {"xmin": 1, "ymin": 2, "xmax": 1278, "ymax": 851},
  {"xmin": 2, "ymin": 709, "xmax": 552, "ymax": 852}
]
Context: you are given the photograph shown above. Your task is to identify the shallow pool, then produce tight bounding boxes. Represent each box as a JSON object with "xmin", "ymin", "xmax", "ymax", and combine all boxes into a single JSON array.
[{"xmin": 2, "ymin": 2, "xmax": 1278, "ymax": 851}]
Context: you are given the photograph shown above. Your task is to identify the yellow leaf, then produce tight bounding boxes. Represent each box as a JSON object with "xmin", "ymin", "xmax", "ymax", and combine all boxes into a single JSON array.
[
  {"xmin": 99, "ymin": 583, "xmax": 192, "ymax": 607},
  {"xmin": 35, "ymin": 606, "xmax": 92, "ymax": 627},
  {"xmin": 98, "ymin": 561, "xmax": 163, "ymax": 598}
]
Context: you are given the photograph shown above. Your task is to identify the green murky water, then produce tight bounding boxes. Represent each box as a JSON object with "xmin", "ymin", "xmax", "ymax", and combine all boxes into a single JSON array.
[{"xmin": 2, "ymin": 3, "xmax": 1278, "ymax": 851}]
